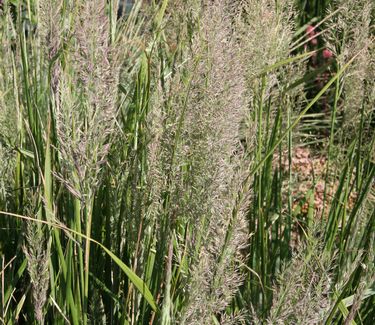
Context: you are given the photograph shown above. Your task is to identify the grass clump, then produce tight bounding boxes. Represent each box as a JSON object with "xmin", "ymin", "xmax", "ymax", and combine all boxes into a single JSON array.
[{"xmin": 0, "ymin": 0, "xmax": 374, "ymax": 324}]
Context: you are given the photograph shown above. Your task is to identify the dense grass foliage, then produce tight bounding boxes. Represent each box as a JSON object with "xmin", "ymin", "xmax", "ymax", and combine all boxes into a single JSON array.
[{"xmin": 0, "ymin": 0, "xmax": 374, "ymax": 324}]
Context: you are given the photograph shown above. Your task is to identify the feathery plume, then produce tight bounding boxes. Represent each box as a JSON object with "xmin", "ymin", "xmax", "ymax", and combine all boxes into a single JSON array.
[{"xmin": 23, "ymin": 221, "xmax": 50, "ymax": 324}]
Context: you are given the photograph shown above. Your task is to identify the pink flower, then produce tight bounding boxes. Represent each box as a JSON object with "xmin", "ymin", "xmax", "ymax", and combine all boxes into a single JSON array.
[
  {"xmin": 323, "ymin": 49, "xmax": 333, "ymax": 59},
  {"xmin": 306, "ymin": 25, "xmax": 318, "ymax": 46},
  {"xmin": 310, "ymin": 38, "xmax": 318, "ymax": 46},
  {"xmin": 306, "ymin": 25, "xmax": 316, "ymax": 36}
]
